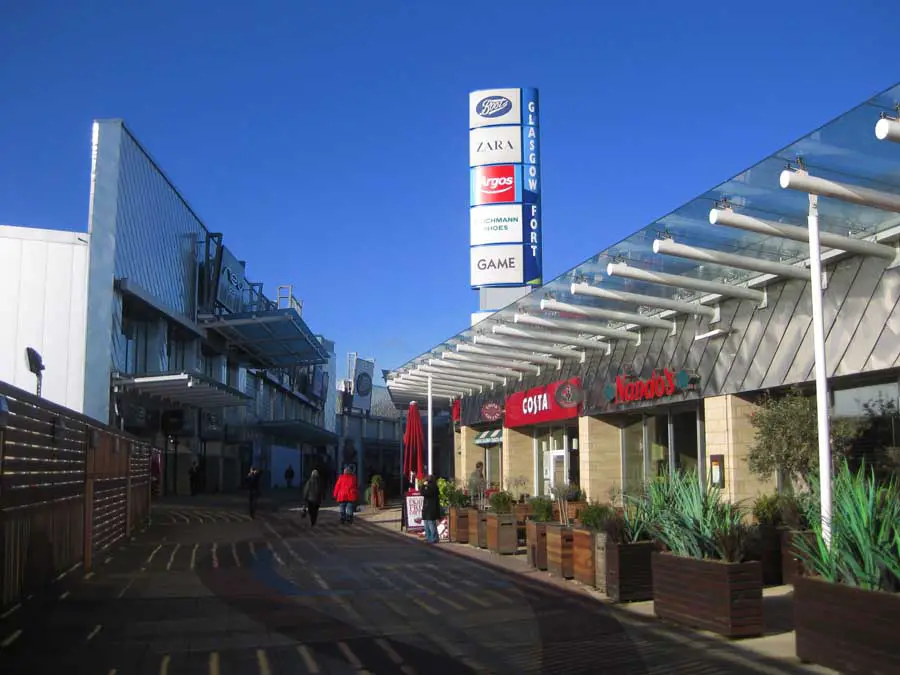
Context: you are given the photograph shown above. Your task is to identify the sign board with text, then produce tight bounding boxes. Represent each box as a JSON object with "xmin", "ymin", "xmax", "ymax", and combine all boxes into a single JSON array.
[{"xmin": 504, "ymin": 378, "xmax": 583, "ymax": 428}]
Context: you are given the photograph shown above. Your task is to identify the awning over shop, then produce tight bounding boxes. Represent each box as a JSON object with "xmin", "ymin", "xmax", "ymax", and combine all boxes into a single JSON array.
[
  {"xmin": 113, "ymin": 372, "xmax": 251, "ymax": 408},
  {"xmin": 256, "ymin": 419, "xmax": 338, "ymax": 446},
  {"xmin": 473, "ymin": 428, "xmax": 503, "ymax": 446},
  {"xmin": 200, "ymin": 308, "xmax": 329, "ymax": 369}
]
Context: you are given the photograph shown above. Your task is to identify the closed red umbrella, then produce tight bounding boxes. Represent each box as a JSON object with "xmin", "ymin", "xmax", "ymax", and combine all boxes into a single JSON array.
[{"xmin": 403, "ymin": 401, "xmax": 425, "ymax": 482}]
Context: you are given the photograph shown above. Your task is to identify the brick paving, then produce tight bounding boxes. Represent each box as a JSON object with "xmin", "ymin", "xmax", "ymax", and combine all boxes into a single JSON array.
[{"xmin": 0, "ymin": 498, "xmax": 832, "ymax": 674}]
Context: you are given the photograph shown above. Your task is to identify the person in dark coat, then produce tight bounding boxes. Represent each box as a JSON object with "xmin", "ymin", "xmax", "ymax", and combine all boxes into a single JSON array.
[
  {"xmin": 420, "ymin": 474, "xmax": 441, "ymax": 544},
  {"xmin": 302, "ymin": 469, "xmax": 323, "ymax": 527}
]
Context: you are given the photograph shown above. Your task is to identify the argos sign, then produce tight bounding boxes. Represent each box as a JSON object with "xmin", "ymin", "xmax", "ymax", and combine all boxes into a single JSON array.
[
  {"xmin": 504, "ymin": 378, "xmax": 583, "ymax": 428},
  {"xmin": 470, "ymin": 165, "xmax": 521, "ymax": 205}
]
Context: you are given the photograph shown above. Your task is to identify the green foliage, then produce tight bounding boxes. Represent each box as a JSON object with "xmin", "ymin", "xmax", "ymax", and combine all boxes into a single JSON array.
[
  {"xmin": 752, "ymin": 494, "xmax": 784, "ymax": 527},
  {"xmin": 795, "ymin": 460, "xmax": 900, "ymax": 592},
  {"xmin": 438, "ymin": 478, "xmax": 471, "ymax": 509},
  {"xmin": 528, "ymin": 496, "xmax": 554, "ymax": 522},
  {"xmin": 370, "ymin": 474, "xmax": 383, "ymax": 487},
  {"xmin": 578, "ymin": 502, "xmax": 613, "ymax": 532},
  {"xmin": 748, "ymin": 387, "xmax": 863, "ymax": 490},
  {"xmin": 640, "ymin": 471, "xmax": 751, "ymax": 563},
  {"xmin": 489, "ymin": 490, "xmax": 515, "ymax": 514},
  {"xmin": 364, "ymin": 486, "xmax": 372, "ymax": 504},
  {"xmin": 779, "ymin": 490, "xmax": 819, "ymax": 530}
]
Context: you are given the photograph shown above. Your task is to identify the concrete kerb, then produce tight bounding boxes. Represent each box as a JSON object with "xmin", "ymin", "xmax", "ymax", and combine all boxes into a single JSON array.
[{"xmin": 357, "ymin": 515, "xmax": 830, "ymax": 675}]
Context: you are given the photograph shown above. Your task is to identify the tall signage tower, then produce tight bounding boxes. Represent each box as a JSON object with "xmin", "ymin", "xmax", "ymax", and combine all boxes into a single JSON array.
[{"xmin": 468, "ymin": 88, "xmax": 542, "ymax": 325}]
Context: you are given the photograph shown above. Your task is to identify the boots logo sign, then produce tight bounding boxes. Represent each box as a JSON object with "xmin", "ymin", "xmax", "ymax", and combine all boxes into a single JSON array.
[{"xmin": 602, "ymin": 369, "xmax": 699, "ymax": 405}]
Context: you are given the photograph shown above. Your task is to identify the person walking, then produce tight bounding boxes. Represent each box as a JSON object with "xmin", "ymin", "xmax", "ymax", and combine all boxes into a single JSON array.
[
  {"xmin": 246, "ymin": 466, "xmax": 262, "ymax": 518},
  {"xmin": 420, "ymin": 474, "xmax": 440, "ymax": 544},
  {"xmin": 284, "ymin": 464, "xmax": 295, "ymax": 489},
  {"xmin": 333, "ymin": 466, "xmax": 359, "ymax": 524},
  {"xmin": 302, "ymin": 468, "xmax": 323, "ymax": 527},
  {"xmin": 468, "ymin": 461, "xmax": 486, "ymax": 509}
]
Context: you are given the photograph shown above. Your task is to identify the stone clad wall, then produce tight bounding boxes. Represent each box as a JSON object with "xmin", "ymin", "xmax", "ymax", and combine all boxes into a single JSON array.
[{"xmin": 578, "ymin": 416, "xmax": 622, "ymax": 503}]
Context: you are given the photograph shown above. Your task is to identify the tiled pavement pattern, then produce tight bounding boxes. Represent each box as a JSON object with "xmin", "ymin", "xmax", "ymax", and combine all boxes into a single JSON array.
[{"xmin": 0, "ymin": 501, "xmax": 820, "ymax": 674}]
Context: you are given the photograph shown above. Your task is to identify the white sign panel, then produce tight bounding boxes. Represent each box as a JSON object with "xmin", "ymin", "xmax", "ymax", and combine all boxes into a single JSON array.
[
  {"xmin": 469, "ymin": 88, "xmax": 521, "ymax": 129},
  {"xmin": 470, "ymin": 204, "xmax": 524, "ymax": 246},
  {"xmin": 470, "ymin": 244, "xmax": 525, "ymax": 287},
  {"xmin": 406, "ymin": 494, "xmax": 424, "ymax": 532},
  {"xmin": 469, "ymin": 126, "xmax": 522, "ymax": 167}
]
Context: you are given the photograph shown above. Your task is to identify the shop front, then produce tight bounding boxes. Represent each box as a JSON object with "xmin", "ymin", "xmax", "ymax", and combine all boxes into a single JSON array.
[{"xmin": 456, "ymin": 395, "xmax": 506, "ymax": 490}]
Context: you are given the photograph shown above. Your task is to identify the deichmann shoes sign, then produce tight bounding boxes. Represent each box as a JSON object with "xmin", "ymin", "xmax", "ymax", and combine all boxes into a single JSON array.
[
  {"xmin": 470, "ymin": 204, "xmax": 525, "ymax": 245},
  {"xmin": 468, "ymin": 87, "xmax": 542, "ymax": 288},
  {"xmin": 504, "ymin": 378, "xmax": 583, "ymax": 428}
]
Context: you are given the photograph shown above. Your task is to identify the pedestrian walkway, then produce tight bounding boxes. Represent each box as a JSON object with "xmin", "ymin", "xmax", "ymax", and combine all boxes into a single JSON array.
[{"xmin": 1, "ymin": 498, "xmax": 834, "ymax": 674}]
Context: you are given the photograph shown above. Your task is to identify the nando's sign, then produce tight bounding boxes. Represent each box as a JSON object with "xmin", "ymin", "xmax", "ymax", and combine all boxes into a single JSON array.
[{"xmin": 602, "ymin": 368, "xmax": 699, "ymax": 405}]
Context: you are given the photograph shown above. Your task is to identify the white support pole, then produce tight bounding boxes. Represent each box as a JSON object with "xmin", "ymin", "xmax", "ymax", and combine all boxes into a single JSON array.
[
  {"xmin": 427, "ymin": 373, "xmax": 434, "ymax": 476},
  {"xmin": 807, "ymin": 190, "xmax": 833, "ymax": 549}
]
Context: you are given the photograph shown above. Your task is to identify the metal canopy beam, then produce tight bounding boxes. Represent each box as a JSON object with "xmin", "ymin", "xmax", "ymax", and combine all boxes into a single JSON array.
[
  {"xmin": 441, "ymin": 351, "xmax": 542, "ymax": 374},
  {"xmin": 513, "ymin": 312, "xmax": 634, "ymax": 342},
  {"xmin": 570, "ymin": 281, "xmax": 717, "ymax": 318},
  {"xmin": 417, "ymin": 364, "xmax": 509, "ymax": 383},
  {"xmin": 710, "ymin": 207, "xmax": 896, "ymax": 260},
  {"xmin": 606, "ymin": 261, "xmax": 765, "ymax": 303},
  {"xmin": 427, "ymin": 358, "xmax": 520, "ymax": 378},
  {"xmin": 653, "ymin": 237, "xmax": 810, "ymax": 281},
  {"xmin": 780, "ymin": 169, "xmax": 900, "ymax": 214},
  {"xmin": 492, "ymin": 323, "xmax": 616, "ymax": 349},
  {"xmin": 397, "ymin": 368, "xmax": 494, "ymax": 385},
  {"xmin": 456, "ymin": 342, "xmax": 560, "ymax": 367},
  {"xmin": 472, "ymin": 335, "xmax": 585, "ymax": 360},
  {"xmin": 541, "ymin": 298, "xmax": 672, "ymax": 331}
]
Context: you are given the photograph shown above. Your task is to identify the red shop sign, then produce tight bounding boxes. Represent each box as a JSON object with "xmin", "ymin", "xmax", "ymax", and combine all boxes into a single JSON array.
[
  {"xmin": 606, "ymin": 368, "xmax": 683, "ymax": 404},
  {"xmin": 504, "ymin": 378, "xmax": 583, "ymax": 428}
]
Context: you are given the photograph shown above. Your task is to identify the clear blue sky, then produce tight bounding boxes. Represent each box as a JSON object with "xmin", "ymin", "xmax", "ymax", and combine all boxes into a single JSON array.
[{"xmin": 1, "ymin": 1, "xmax": 897, "ymax": 380}]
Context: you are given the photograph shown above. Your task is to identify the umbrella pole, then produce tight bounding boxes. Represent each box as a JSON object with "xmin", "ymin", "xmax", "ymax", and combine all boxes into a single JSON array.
[{"xmin": 427, "ymin": 374, "xmax": 433, "ymax": 475}]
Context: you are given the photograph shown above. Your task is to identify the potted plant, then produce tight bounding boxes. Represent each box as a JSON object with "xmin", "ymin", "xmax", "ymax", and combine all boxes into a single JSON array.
[
  {"xmin": 604, "ymin": 491, "xmax": 657, "ymax": 603},
  {"xmin": 778, "ymin": 491, "xmax": 817, "ymax": 585},
  {"xmin": 571, "ymin": 502, "xmax": 612, "ymax": 588},
  {"xmin": 551, "ymin": 483, "xmax": 586, "ymax": 522},
  {"xmin": 525, "ymin": 496, "xmax": 552, "ymax": 569},
  {"xmin": 546, "ymin": 485, "xmax": 575, "ymax": 579},
  {"xmin": 370, "ymin": 474, "xmax": 385, "ymax": 509},
  {"xmin": 746, "ymin": 493, "xmax": 783, "ymax": 585},
  {"xmin": 485, "ymin": 490, "xmax": 517, "ymax": 555},
  {"xmin": 649, "ymin": 471, "xmax": 763, "ymax": 639},
  {"xmin": 439, "ymin": 479, "xmax": 471, "ymax": 543},
  {"xmin": 793, "ymin": 460, "xmax": 900, "ymax": 674}
]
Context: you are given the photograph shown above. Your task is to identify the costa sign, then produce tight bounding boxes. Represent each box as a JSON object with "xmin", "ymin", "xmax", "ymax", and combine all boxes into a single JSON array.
[
  {"xmin": 603, "ymin": 369, "xmax": 696, "ymax": 405},
  {"xmin": 504, "ymin": 378, "xmax": 583, "ymax": 428}
]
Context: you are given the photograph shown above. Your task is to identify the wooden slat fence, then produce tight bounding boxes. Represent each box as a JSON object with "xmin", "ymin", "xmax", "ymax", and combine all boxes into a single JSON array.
[{"xmin": 0, "ymin": 380, "xmax": 155, "ymax": 610}]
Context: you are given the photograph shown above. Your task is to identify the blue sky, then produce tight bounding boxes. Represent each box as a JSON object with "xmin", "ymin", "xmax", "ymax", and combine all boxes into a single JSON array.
[{"xmin": 1, "ymin": 0, "xmax": 897, "ymax": 380}]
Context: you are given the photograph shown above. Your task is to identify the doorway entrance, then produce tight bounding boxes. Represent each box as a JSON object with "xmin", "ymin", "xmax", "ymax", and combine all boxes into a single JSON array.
[{"xmin": 535, "ymin": 424, "xmax": 579, "ymax": 496}]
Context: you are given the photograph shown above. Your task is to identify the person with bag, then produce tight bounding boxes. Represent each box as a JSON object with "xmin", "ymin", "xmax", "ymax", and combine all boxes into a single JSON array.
[
  {"xmin": 302, "ymin": 468, "xmax": 323, "ymax": 527},
  {"xmin": 333, "ymin": 466, "xmax": 359, "ymax": 524},
  {"xmin": 420, "ymin": 474, "xmax": 441, "ymax": 544}
]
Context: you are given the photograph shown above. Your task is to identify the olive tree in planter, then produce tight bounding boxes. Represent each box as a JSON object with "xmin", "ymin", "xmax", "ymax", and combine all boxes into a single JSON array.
[
  {"xmin": 747, "ymin": 494, "xmax": 784, "ymax": 586},
  {"xmin": 793, "ymin": 460, "xmax": 900, "ymax": 674},
  {"xmin": 526, "ymin": 496, "xmax": 553, "ymax": 570},
  {"xmin": 546, "ymin": 485, "xmax": 576, "ymax": 579},
  {"xmin": 485, "ymin": 490, "xmax": 517, "ymax": 555},
  {"xmin": 649, "ymin": 471, "xmax": 763, "ymax": 639},
  {"xmin": 571, "ymin": 502, "xmax": 613, "ymax": 588}
]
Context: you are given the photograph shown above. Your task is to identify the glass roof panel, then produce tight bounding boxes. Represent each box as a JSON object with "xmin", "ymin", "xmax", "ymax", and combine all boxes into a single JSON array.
[{"xmin": 389, "ymin": 82, "xmax": 900, "ymax": 376}]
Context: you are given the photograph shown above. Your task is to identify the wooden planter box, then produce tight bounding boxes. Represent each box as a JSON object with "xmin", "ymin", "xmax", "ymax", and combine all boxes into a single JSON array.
[
  {"xmin": 468, "ymin": 508, "xmax": 488, "ymax": 548},
  {"xmin": 546, "ymin": 524, "xmax": 574, "ymax": 579},
  {"xmin": 448, "ymin": 507, "xmax": 469, "ymax": 544},
  {"xmin": 757, "ymin": 525, "xmax": 782, "ymax": 586},
  {"xmin": 652, "ymin": 552, "xmax": 763, "ymax": 638},
  {"xmin": 486, "ymin": 513, "xmax": 518, "ymax": 555},
  {"xmin": 794, "ymin": 575, "xmax": 900, "ymax": 674},
  {"xmin": 572, "ymin": 527, "xmax": 596, "ymax": 587},
  {"xmin": 781, "ymin": 529, "xmax": 813, "ymax": 585},
  {"xmin": 526, "ymin": 520, "xmax": 548, "ymax": 570},
  {"xmin": 606, "ymin": 541, "xmax": 655, "ymax": 603},
  {"xmin": 594, "ymin": 531, "xmax": 609, "ymax": 595}
]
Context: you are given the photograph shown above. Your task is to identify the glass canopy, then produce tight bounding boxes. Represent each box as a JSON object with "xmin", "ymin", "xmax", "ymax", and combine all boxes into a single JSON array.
[{"xmin": 388, "ymin": 82, "xmax": 900, "ymax": 388}]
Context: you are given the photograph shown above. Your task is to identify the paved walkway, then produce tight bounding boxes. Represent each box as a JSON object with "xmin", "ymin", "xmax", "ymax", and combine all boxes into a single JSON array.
[{"xmin": 0, "ymin": 498, "xmax": 832, "ymax": 674}]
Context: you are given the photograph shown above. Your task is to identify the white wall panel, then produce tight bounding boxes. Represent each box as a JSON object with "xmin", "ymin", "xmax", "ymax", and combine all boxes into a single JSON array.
[{"xmin": 0, "ymin": 226, "xmax": 89, "ymax": 412}]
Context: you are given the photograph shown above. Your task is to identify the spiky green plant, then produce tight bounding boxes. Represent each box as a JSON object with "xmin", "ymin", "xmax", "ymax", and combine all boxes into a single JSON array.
[{"xmin": 795, "ymin": 460, "xmax": 900, "ymax": 592}]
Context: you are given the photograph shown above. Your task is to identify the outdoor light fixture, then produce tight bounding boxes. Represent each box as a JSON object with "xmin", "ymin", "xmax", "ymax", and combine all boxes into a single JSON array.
[
  {"xmin": 25, "ymin": 347, "xmax": 45, "ymax": 397},
  {"xmin": 875, "ymin": 116, "xmax": 900, "ymax": 144},
  {"xmin": 0, "ymin": 395, "xmax": 9, "ymax": 429},
  {"xmin": 89, "ymin": 428, "xmax": 101, "ymax": 449},
  {"xmin": 51, "ymin": 416, "xmax": 67, "ymax": 444},
  {"xmin": 694, "ymin": 327, "xmax": 731, "ymax": 342}
]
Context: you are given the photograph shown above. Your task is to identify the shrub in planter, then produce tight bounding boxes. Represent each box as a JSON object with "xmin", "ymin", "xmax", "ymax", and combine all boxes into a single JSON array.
[
  {"xmin": 571, "ymin": 502, "xmax": 613, "ymax": 587},
  {"xmin": 486, "ymin": 491, "xmax": 517, "ymax": 554},
  {"xmin": 745, "ymin": 493, "xmax": 784, "ymax": 586},
  {"xmin": 604, "ymin": 499, "xmax": 656, "ymax": 603},
  {"xmin": 778, "ymin": 491, "xmax": 818, "ymax": 585},
  {"xmin": 792, "ymin": 461, "xmax": 900, "ymax": 674},
  {"xmin": 648, "ymin": 471, "xmax": 763, "ymax": 638},
  {"xmin": 370, "ymin": 474, "xmax": 385, "ymax": 509},
  {"xmin": 526, "ymin": 496, "xmax": 553, "ymax": 570},
  {"xmin": 546, "ymin": 523, "xmax": 574, "ymax": 579},
  {"xmin": 441, "ymin": 480, "xmax": 471, "ymax": 543}
]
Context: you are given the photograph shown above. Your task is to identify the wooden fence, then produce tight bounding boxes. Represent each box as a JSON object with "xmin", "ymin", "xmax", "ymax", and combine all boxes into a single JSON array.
[{"xmin": 0, "ymin": 381, "xmax": 154, "ymax": 609}]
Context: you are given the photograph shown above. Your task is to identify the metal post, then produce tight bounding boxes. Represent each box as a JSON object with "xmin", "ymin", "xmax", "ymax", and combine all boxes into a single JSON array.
[
  {"xmin": 427, "ymin": 374, "xmax": 434, "ymax": 475},
  {"xmin": 807, "ymin": 190, "xmax": 833, "ymax": 548}
]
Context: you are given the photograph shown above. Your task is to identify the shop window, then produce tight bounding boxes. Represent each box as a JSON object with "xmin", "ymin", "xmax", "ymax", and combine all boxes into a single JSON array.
[
  {"xmin": 647, "ymin": 415, "xmax": 669, "ymax": 478},
  {"xmin": 673, "ymin": 411, "xmax": 698, "ymax": 474},
  {"xmin": 834, "ymin": 381, "xmax": 900, "ymax": 479},
  {"xmin": 485, "ymin": 444, "xmax": 501, "ymax": 489},
  {"xmin": 833, "ymin": 381, "xmax": 899, "ymax": 418},
  {"xmin": 623, "ymin": 418, "xmax": 644, "ymax": 496}
]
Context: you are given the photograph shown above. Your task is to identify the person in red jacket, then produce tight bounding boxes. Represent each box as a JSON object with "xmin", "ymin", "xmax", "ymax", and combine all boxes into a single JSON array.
[{"xmin": 333, "ymin": 466, "xmax": 359, "ymax": 524}]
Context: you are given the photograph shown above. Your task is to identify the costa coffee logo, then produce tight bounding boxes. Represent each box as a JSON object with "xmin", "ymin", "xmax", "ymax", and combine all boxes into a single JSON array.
[
  {"xmin": 603, "ymin": 369, "xmax": 694, "ymax": 404},
  {"xmin": 521, "ymin": 391, "xmax": 550, "ymax": 416},
  {"xmin": 554, "ymin": 381, "xmax": 583, "ymax": 409},
  {"xmin": 481, "ymin": 402, "xmax": 503, "ymax": 421},
  {"xmin": 475, "ymin": 95, "xmax": 512, "ymax": 118}
]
